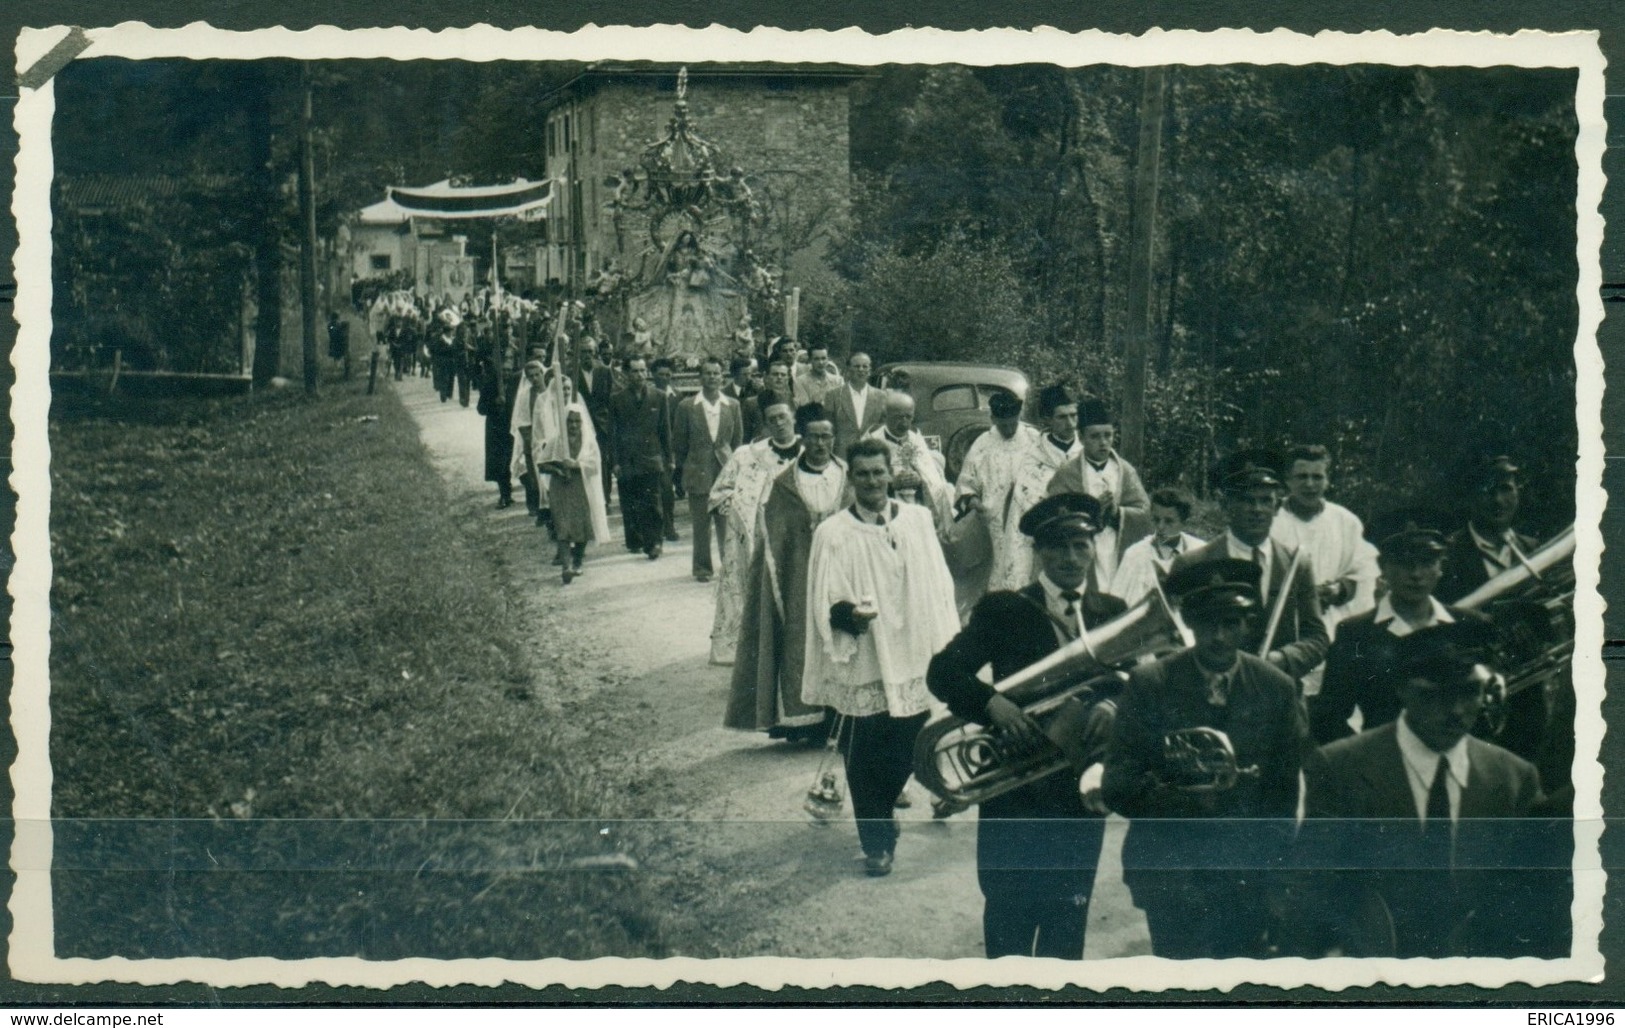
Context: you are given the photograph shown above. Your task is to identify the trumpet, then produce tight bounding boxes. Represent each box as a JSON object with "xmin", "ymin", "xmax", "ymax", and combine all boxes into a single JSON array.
[{"xmin": 913, "ymin": 590, "xmax": 1187, "ymax": 808}]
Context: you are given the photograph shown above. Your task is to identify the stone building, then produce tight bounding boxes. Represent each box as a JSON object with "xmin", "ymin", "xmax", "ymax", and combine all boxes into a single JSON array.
[{"xmin": 536, "ymin": 63, "xmax": 862, "ymax": 294}]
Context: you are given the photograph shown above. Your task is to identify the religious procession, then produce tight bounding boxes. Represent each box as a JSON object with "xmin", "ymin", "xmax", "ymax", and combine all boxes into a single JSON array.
[
  {"xmin": 339, "ymin": 65, "xmax": 1580, "ymax": 964},
  {"xmin": 47, "ymin": 55, "xmax": 1586, "ymax": 968}
]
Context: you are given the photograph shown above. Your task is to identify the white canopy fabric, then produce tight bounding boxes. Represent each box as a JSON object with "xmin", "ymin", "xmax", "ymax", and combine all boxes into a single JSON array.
[{"xmin": 384, "ymin": 178, "xmax": 552, "ymax": 220}]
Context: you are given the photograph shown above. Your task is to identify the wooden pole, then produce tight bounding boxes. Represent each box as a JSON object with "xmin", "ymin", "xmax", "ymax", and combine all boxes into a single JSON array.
[
  {"xmin": 1121, "ymin": 65, "xmax": 1167, "ymax": 467},
  {"xmin": 298, "ymin": 62, "xmax": 320, "ymax": 396}
]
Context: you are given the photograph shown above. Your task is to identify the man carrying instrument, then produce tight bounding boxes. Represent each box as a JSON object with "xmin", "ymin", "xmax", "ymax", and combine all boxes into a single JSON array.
[
  {"xmin": 1167, "ymin": 449, "xmax": 1328, "ymax": 686},
  {"xmin": 1102, "ymin": 559, "xmax": 1308, "ymax": 958},
  {"xmin": 1310, "ymin": 509, "xmax": 1491, "ymax": 745},
  {"xmin": 1438, "ymin": 454, "xmax": 1540, "ymax": 604},
  {"xmin": 926, "ymin": 492, "xmax": 1127, "ymax": 959}
]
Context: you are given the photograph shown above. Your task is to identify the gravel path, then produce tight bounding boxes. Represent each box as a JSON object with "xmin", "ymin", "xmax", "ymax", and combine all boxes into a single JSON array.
[{"xmin": 397, "ymin": 372, "xmax": 1151, "ymax": 960}]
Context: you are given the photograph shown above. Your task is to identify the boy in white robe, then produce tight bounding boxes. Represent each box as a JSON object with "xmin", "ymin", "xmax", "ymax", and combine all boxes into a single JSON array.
[{"xmin": 1270, "ymin": 444, "xmax": 1379, "ymax": 695}]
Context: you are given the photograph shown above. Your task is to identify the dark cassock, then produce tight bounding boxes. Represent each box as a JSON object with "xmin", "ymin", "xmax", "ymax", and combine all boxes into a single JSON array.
[
  {"xmin": 1296, "ymin": 620, "xmax": 1563, "ymax": 958},
  {"xmin": 476, "ymin": 324, "xmax": 522, "ymax": 508},
  {"xmin": 1102, "ymin": 558, "xmax": 1308, "ymax": 959},
  {"xmin": 726, "ymin": 457, "xmax": 850, "ymax": 738},
  {"xmin": 926, "ymin": 492, "xmax": 1127, "ymax": 960}
]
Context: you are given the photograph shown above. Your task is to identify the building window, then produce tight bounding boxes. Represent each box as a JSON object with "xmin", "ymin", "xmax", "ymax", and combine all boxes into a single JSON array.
[
  {"xmin": 766, "ymin": 107, "xmax": 796, "ymax": 149},
  {"xmin": 369, "ymin": 254, "xmax": 392, "ymax": 271}
]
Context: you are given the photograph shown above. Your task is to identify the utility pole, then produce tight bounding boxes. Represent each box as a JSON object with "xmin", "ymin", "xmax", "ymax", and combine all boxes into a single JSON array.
[
  {"xmin": 298, "ymin": 61, "xmax": 320, "ymax": 395},
  {"xmin": 1121, "ymin": 65, "xmax": 1167, "ymax": 467}
]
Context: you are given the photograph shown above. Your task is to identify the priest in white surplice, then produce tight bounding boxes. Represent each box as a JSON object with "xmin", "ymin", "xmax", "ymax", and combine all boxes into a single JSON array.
[
  {"xmin": 1270, "ymin": 444, "xmax": 1379, "ymax": 695},
  {"xmin": 1045, "ymin": 396, "xmax": 1151, "ymax": 592},
  {"xmin": 954, "ymin": 390, "xmax": 1041, "ymax": 593},
  {"xmin": 803, "ymin": 438, "xmax": 961, "ymax": 878},
  {"xmin": 1009, "ymin": 383, "xmax": 1084, "ymax": 587},
  {"xmin": 863, "ymin": 391, "xmax": 954, "ymax": 530},
  {"xmin": 707, "ymin": 398, "xmax": 803, "ymax": 665}
]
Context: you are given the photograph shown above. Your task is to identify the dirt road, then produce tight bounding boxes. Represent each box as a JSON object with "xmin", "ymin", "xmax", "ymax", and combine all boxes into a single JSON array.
[{"xmin": 397, "ymin": 373, "xmax": 1152, "ymax": 959}]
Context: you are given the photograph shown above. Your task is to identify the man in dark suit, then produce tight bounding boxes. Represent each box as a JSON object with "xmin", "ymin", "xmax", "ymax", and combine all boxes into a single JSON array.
[
  {"xmin": 1167, "ymin": 449, "xmax": 1328, "ymax": 685},
  {"xmin": 1311, "ymin": 509, "xmax": 1491, "ymax": 745},
  {"xmin": 673, "ymin": 358, "xmax": 744, "ymax": 582},
  {"xmin": 651, "ymin": 357, "xmax": 682, "ymax": 543},
  {"xmin": 608, "ymin": 357, "xmax": 673, "ymax": 559},
  {"xmin": 1299, "ymin": 620, "xmax": 1554, "ymax": 958},
  {"xmin": 1438, "ymin": 454, "xmax": 1540, "ymax": 604},
  {"xmin": 741, "ymin": 360, "xmax": 794, "ymax": 443},
  {"xmin": 576, "ymin": 338, "xmax": 619, "ymax": 504},
  {"xmin": 927, "ymin": 492, "xmax": 1128, "ymax": 959},
  {"xmin": 1103, "ymin": 558, "xmax": 1307, "ymax": 959},
  {"xmin": 723, "ymin": 356, "xmax": 757, "ymax": 401},
  {"xmin": 828, "ymin": 351, "xmax": 885, "ymax": 458}
]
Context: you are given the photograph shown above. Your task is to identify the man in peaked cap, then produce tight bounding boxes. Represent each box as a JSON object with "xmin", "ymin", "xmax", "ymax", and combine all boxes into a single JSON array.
[
  {"xmin": 1046, "ymin": 395, "xmax": 1152, "ymax": 591},
  {"xmin": 1310, "ymin": 508, "xmax": 1493, "ymax": 745},
  {"xmin": 1103, "ymin": 557, "xmax": 1307, "ymax": 958},
  {"xmin": 1300, "ymin": 619, "xmax": 1550, "ymax": 958},
  {"xmin": 1167, "ymin": 448, "xmax": 1328, "ymax": 686},
  {"xmin": 1437, "ymin": 454, "xmax": 1540, "ymax": 604},
  {"xmin": 928, "ymin": 491, "xmax": 1128, "ymax": 958}
]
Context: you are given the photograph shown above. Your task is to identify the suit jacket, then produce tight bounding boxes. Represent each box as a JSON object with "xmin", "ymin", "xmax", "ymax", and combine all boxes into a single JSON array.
[
  {"xmin": 607, "ymin": 384, "xmax": 672, "ymax": 476},
  {"xmin": 1309, "ymin": 605, "xmax": 1490, "ymax": 745},
  {"xmin": 1168, "ymin": 537, "xmax": 1329, "ymax": 681},
  {"xmin": 927, "ymin": 583, "xmax": 1127, "ymax": 897},
  {"xmin": 1045, "ymin": 449, "xmax": 1153, "ymax": 552},
  {"xmin": 575, "ymin": 362, "xmax": 616, "ymax": 438},
  {"xmin": 1437, "ymin": 524, "xmax": 1541, "ymax": 604},
  {"xmin": 673, "ymin": 393, "xmax": 743, "ymax": 495},
  {"xmin": 828, "ymin": 383, "xmax": 887, "ymax": 459},
  {"xmin": 1102, "ymin": 649, "xmax": 1305, "ymax": 894},
  {"xmin": 1298, "ymin": 722, "xmax": 1549, "ymax": 957}
]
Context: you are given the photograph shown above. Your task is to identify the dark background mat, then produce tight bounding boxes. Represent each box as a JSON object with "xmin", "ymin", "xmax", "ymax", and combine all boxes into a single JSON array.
[{"xmin": 0, "ymin": 0, "xmax": 1620, "ymax": 1005}]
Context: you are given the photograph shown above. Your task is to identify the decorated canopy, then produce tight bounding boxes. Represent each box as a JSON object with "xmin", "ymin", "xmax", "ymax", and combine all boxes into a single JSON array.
[{"xmin": 375, "ymin": 178, "xmax": 553, "ymax": 221}]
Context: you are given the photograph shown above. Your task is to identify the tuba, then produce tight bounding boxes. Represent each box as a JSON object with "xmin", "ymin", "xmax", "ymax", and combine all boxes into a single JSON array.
[
  {"xmin": 1454, "ymin": 524, "xmax": 1576, "ymax": 735},
  {"xmin": 913, "ymin": 589, "xmax": 1187, "ymax": 809}
]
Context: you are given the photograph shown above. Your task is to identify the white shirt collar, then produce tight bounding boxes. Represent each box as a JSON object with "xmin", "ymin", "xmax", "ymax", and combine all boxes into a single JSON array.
[
  {"xmin": 1225, "ymin": 532, "xmax": 1274, "ymax": 580},
  {"xmin": 1396, "ymin": 712, "xmax": 1471, "ymax": 817},
  {"xmin": 1374, "ymin": 595, "xmax": 1455, "ymax": 637}
]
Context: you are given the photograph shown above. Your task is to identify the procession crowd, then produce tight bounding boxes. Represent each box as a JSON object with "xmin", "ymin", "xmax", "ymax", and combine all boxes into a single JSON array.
[{"xmin": 368, "ymin": 288, "xmax": 1575, "ymax": 964}]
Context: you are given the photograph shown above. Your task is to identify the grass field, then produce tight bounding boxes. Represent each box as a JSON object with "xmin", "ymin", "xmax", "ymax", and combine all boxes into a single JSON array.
[{"xmin": 46, "ymin": 374, "xmax": 670, "ymax": 960}]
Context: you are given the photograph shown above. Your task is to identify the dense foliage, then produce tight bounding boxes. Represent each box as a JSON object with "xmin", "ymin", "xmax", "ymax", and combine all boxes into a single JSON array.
[{"xmin": 53, "ymin": 58, "xmax": 1582, "ymax": 528}]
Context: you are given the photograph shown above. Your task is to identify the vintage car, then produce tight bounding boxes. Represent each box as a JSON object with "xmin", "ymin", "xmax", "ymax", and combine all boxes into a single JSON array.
[{"xmin": 875, "ymin": 361, "xmax": 1031, "ymax": 481}]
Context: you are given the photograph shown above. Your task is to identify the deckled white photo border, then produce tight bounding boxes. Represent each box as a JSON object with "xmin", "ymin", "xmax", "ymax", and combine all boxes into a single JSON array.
[{"xmin": 8, "ymin": 21, "xmax": 1608, "ymax": 993}]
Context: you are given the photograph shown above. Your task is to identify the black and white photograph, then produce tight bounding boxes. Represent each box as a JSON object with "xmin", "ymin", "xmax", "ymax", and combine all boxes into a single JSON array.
[{"xmin": 8, "ymin": 24, "xmax": 1606, "ymax": 991}]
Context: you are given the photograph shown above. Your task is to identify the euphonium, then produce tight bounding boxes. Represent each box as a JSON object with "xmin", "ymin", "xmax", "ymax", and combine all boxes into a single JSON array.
[
  {"xmin": 1455, "ymin": 523, "xmax": 1576, "ymax": 733},
  {"xmin": 913, "ymin": 589, "xmax": 1187, "ymax": 808}
]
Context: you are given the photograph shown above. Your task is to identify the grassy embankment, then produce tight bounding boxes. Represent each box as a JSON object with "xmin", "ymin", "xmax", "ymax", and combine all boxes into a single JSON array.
[{"xmin": 47, "ymin": 374, "xmax": 667, "ymax": 960}]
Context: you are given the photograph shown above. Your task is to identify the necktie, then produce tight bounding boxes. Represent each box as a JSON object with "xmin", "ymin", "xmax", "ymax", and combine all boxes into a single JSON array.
[
  {"xmin": 1423, "ymin": 754, "xmax": 1453, "ymax": 869},
  {"xmin": 1059, "ymin": 589, "xmax": 1082, "ymax": 627}
]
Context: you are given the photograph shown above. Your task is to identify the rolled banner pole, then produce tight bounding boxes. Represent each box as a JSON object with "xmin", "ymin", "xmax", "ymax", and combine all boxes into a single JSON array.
[{"xmin": 786, "ymin": 286, "xmax": 800, "ymax": 342}]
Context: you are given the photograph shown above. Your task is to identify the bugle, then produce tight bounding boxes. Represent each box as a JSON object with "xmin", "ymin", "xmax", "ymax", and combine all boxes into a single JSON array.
[{"xmin": 913, "ymin": 589, "xmax": 1187, "ymax": 808}]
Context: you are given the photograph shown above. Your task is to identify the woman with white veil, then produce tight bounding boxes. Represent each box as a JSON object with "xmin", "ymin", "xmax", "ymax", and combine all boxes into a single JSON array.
[{"xmin": 536, "ymin": 374, "xmax": 611, "ymax": 583}]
